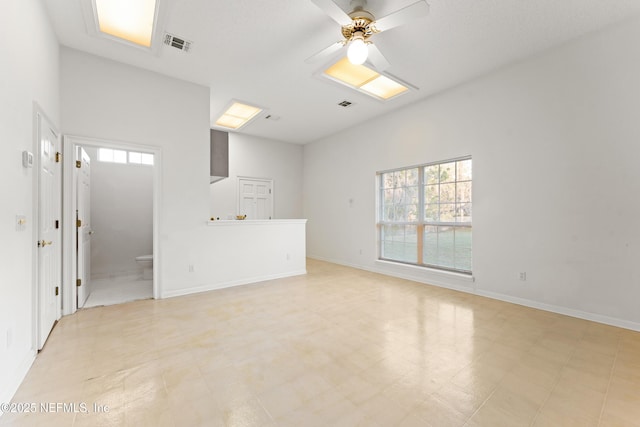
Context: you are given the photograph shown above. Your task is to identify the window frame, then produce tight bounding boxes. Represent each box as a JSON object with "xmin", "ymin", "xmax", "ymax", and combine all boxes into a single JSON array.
[
  {"xmin": 97, "ymin": 147, "xmax": 154, "ymax": 166},
  {"xmin": 377, "ymin": 156, "xmax": 472, "ymax": 274}
]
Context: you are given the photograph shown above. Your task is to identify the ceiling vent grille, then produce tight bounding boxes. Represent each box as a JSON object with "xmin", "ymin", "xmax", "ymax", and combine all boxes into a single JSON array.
[
  {"xmin": 164, "ymin": 33, "xmax": 192, "ymax": 52},
  {"xmin": 338, "ymin": 100, "xmax": 353, "ymax": 108}
]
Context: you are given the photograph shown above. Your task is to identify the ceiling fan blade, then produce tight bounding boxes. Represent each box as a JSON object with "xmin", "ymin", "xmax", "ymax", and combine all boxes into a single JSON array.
[
  {"xmin": 367, "ymin": 44, "xmax": 391, "ymax": 71},
  {"xmin": 373, "ymin": 0, "xmax": 430, "ymax": 33},
  {"xmin": 305, "ymin": 41, "xmax": 344, "ymax": 64},
  {"xmin": 310, "ymin": 0, "xmax": 352, "ymax": 26}
]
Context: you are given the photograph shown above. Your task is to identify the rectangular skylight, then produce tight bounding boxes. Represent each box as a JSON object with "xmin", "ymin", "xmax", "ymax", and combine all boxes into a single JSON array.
[
  {"xmin": 95, "ymin": 0, "xmax": 157, "ymax": 47},
  {"xmin": 215, "ymin": 102, "xmax": 263, "ymax": 130},
  {"xmin": 322, "ymin": 57, "xmax": 410, "ymax": 101}
]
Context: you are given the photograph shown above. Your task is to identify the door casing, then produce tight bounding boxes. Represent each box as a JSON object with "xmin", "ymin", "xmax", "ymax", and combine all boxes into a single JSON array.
[{"xmin": 62, "ymin": 135, "xmax": 162, "ymax": 314}]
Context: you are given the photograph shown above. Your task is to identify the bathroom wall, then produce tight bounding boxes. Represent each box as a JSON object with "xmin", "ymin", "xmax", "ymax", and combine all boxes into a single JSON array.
[
  {"xmin": 83, "ymin": 147, "xmax": 153, "ymax": 279},
  {"xmin": 209, "ymin": 133, "xmax": 304, "ymax": 219}
]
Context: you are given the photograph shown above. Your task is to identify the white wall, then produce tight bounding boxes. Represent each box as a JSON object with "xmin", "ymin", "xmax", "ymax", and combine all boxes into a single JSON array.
[
  {"xmin": 209, "ymin": 133, "xmax": 303, "ymax": 219},
  {"xmin": 0, "ymin": 0, "xmax": 60, "ymax": 408},
  {"xmin": 83, "ymin": 147, "xmax": 153, "ymax": 279},
  {"xmin": 164, "ymin": 220, "xmax": 307, "ymax": 298},
  {"xmin": 304, "ymin": 17, "xmax": 640, "ymax": 330}
]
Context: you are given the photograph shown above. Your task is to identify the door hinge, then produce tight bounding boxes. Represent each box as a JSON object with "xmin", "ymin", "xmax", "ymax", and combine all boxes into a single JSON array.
[
  {"xmin": 55, "ymin": 152, "xmax": 62, "ymax": 163},
  {"xmin": 76, "ymin": 279, "xmax": 82, "ymax": 287},
  {"xmin": 55, "ymin": 286, "xmax": 59, "ymax": 296},
  {"xmin": 55, "ymin": 220, "xmax": 60, "ymax": 229},
  {"xmin": 76, "ymin": 219, "xmax": 82, "ymax": 227},
  {"xmin": 76, "ymin": 160, "xmax": 81, "ymax": 168}
]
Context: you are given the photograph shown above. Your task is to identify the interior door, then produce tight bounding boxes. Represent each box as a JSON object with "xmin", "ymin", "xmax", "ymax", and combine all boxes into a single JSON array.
[
  {"xmin": 38, "ymin": 114, "xmax": 61, "ymax": 349},
  {"xmin": 239, "ymin": 178, "xmax": 272, "ymax": 220},
  {"xmin": 76, "ymin": 147, "xmax": 91, "ymax": 308}
]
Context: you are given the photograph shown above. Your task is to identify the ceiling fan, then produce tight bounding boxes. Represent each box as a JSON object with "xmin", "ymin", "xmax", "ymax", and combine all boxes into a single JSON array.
[{"xmin": 306, "ymin": 0, "xmax": 430, "ymax": 70}]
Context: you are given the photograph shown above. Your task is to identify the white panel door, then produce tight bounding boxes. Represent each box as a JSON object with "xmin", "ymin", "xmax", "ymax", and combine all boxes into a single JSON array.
[
  {"xmin": 38, "ymin": 114, "xmax": 61, "ymax": 349},
  {"xmin": 238, "ymin": 178, "xmax": 272, "ymax": 220},
  {"xmin": 76, "ymin": 147, "xmax": 91, "ymax": 308}
]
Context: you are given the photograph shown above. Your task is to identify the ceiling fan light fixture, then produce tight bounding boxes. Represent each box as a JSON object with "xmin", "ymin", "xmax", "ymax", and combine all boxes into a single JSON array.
[{"xmin": 347, "ymin": 33, "xmax": 368, "ymax": 65}]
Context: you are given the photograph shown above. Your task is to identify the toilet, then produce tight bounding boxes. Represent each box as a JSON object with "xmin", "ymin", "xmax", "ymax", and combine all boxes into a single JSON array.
[{"xmin": 135, "ymin": 254, "xmax": 153, "ymax": 280}]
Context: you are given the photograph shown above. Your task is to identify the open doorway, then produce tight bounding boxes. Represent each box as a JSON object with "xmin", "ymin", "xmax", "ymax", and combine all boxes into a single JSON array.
[{"xmin": 62, "ymin": 136, "xmax": 161, "ymax": 314}]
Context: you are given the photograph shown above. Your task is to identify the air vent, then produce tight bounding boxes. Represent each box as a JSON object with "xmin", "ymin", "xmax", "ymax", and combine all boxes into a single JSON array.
[
  {"xmin": 164, "ymin": 33, "xmax": 192, "ymax": 52},
  {"xmin": 338, "ymin": 100, "xmax": 353, "ymax": 108}
]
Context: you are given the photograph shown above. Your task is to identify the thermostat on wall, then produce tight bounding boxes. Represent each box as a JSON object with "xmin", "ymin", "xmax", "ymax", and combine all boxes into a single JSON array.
[{"xmin": 22, "ymin": 151, "xmax": 33, "ymax": 168}]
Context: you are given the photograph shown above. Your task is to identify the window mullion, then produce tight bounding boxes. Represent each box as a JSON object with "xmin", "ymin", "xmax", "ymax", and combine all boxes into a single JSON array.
[{"xmin": 417, "ymin": 166, "xmax": 424, "ymax": 265}]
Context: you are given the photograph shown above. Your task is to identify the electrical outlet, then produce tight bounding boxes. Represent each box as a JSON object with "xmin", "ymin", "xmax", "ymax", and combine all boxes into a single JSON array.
[
  {"xmin": 188, "ymin": 264, "xmax": 194, "ymax": 273},
  {"xmin": 286, "ymin": 253, "xmax": 290, "ymax": 260},
  {"xmin": 519, "ymin": 272, "xmax": 527, "ymax": 281}
]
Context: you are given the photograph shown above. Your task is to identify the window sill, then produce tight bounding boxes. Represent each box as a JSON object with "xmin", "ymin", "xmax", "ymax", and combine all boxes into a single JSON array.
[{"xmin": 375, "ymin": 259, "xmax": 475, "ymax": 283}]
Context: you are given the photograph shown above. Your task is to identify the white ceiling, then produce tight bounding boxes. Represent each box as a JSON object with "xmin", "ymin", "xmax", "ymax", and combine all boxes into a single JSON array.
[{"xmin": 44, "ymin": 0, "xmax": 640, "ymax": 144}]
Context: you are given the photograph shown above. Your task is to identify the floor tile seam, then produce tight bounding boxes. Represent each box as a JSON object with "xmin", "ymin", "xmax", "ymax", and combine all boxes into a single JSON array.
[
  {"xmin": 596, "ymin": 335, "xmax": 621, "ymax": 426},
  {"xmin": 460, "ymin": 387, "xmax": 494, "ymax": 426},
  {"xmin": 476, "ymin": 339, "xmax": 549, "ymax": 426},
  {"xmin": 528, "ymin": 337, "xmax": 593, "ymax": 426}
]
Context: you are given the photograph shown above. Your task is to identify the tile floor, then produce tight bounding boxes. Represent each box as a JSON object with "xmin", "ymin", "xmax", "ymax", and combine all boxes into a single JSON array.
[
  {"xmin": 2, "ymin": 259, "xmax": 640, "ymax": 426},
  {"xmin": 83, "ymin": 276, "xmax": 153, "ymax": 308}
]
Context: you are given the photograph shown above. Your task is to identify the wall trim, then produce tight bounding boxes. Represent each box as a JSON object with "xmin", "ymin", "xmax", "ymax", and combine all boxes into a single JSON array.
[
  {"xmin": 308, "ymin": 255, "xmax": 640, "ymax": 332},
  {"xmin": 474, "ymin": 289, "xmax": 640, "ymax": 332},
  {"xmin": 0, "ymin": 351, "xmax": 36, "ymax": 417},
  {"xmin": 161, "ymin": 269, "xmax": 307, "ymax": 299},
  {"xmin": 207, "ymin": 219, "xmax": 307, "ymax": 226}
]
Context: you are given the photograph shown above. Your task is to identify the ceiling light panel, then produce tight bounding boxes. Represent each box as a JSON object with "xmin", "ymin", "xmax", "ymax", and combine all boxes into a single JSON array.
[
  {"xmin": 214, "ymin": 101, "xmax": 263, "ymax": 130},
  {"xmin": 324, "ymin": 57, "xmax": 378, "ymax": 87},
  {"xmin": 321, "ymin": 57, "xmax": 412, "ymax": 101},
  {"xmin": 360, "ymin": 75, "xmax": 409, "ymax": 99},
  {"xmin": 95, "ymin": 0, "xmax": 157, "ymax": 47}
]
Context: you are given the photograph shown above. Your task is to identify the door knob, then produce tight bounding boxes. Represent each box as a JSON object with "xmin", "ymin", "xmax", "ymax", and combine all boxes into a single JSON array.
[{"xmin": 39, "ymin": 240, "xmax": 53, "ymax": 247}]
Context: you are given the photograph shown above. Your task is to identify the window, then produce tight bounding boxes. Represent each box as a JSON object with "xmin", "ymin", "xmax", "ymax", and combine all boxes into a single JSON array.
[
  {"xmin": 378, "ymin": 157, "xmax": 472, "ymax": 273},
  {"xmin": 97, "ymin": 148, "xmax": 153, "ymax": 165},
  {"xmin": 98, "ymin": 147, "xmax": 126, "ymax": 163},
  {"xmin": 128, "ymin": 151, "xmax": 154, "ymax": 165}
]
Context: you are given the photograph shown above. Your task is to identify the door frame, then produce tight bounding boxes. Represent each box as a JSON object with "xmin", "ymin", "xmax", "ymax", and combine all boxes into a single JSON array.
[
  {"xmin": 32, "ymin": 106, "xmax": 62, "ymax": 350},
  {"xmin": 237, "ymin": 176, "xmax": 274, "ymax": 220},
  {"xmin": 62, "ymin": 135, "xmax": 162, "ymax": 315}
]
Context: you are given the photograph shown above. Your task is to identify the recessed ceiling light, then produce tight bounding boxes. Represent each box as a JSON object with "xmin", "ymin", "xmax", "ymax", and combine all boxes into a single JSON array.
[
  {"xmin": 214, "ymin": 101, "xmax": 263, "ymax": 130},
  {"xmin": 95, "ymin": 0, "xmax": 157, "ymax": 47},
  {"xmin": 322, "ymin": 57, "xmax": 412, "ymax": 101},
  {"xmin": 360, "ymin": 75, "xmax": 408, "ymax": 99}
]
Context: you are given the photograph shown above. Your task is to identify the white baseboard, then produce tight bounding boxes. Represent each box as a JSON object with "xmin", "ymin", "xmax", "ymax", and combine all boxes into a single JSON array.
[
  {"xmin": 161, "ymin": 269, "xmax": 307, "ymax": 299},
  {"xmin": 308, "ymin": 255, "xmax": 640, "ymax": 332},
  {"xmin": 475, "ymin": 289, "xmax": 640, "ymax": 332},
  {"xmin": 0, "ymin": 350, "xmax": 36, "ymax": 418}
]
